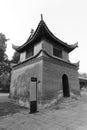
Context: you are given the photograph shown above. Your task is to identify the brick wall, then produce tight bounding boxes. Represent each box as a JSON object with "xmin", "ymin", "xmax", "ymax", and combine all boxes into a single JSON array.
[
  {"xmin": 20, "ymin": 51, "xmax": 26, "ymax": 62},
  {"xmin": 62, "ymin": 50, "xmax": 69, "ymax": 61},
  {"xmin": 42, "ymin": 39, "xmax": 69, "ymax": 61},
  {"xmin": 10, "ymin": 59, "xmax": 43, "ymax": 107},
  {"xmin": 10, "ymin": 53, "xmax": 80, "ymax": 108},
  {"xmin": 42, "ymin": 40, "xmax": 53, "ymax": 55},
  {"xmin": 34, "ymin": 41, "xmax": 42, "ymax": 55},
  {"xmin": 42, "ymin": 56, "xmax": 80, "ymax": 103}
]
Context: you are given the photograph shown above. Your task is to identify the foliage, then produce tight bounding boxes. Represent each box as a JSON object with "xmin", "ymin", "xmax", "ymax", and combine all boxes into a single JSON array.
[
  {"xmin": 11, "ymin": 51, "xmax": 20, "ymax": 64},
  {"xmin": 0, "ymin": 33, "xmax": 11, "ymax": 92},
  {"xmin": 0, "ymin": 33, "xmax": 7, "ymax": 61}
]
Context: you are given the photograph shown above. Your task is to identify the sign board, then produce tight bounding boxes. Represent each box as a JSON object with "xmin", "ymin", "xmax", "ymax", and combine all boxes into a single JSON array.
[
  {"xmin": 30, "ymin": 77, "xmax": 37, "ymax": 101},
  {"xmin": 31, "ymin": 77, "xmax": 37, "ymax": 82}
]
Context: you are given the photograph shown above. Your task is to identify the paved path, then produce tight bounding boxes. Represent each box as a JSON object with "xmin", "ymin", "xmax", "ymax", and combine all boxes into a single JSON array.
[{"xmin": 0, "ymin": 91, "xmax": 87, "ymax": 130}]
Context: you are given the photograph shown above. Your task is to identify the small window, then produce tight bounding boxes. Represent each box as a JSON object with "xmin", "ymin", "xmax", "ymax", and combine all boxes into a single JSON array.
[
  {"xmin": 53, "ymin": 48, "xmax": 62, "ymax": 58},
  {"xmin": 26, "ymin": 46, "xmax": 34, "ymax": 59}
]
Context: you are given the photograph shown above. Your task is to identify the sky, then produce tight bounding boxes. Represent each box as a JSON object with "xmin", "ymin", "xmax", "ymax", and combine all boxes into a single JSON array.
[{"xmin": 0, "ymin": 0, "xmax": 87, "ymax": 73}]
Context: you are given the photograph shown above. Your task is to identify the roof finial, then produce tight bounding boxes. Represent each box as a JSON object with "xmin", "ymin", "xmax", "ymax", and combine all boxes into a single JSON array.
[
  {"xmin": 29, "ymin": 28, "xmax": 34, "ymax": 39},
  {"xmin": 41, "ymin": 14, "xmax": 43, "ymax": 21}
]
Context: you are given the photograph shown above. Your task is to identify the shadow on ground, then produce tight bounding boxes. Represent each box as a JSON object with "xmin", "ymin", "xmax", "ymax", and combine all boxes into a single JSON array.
[{"xmin": 0, "ymin": 102, "xmax": 27, "ymax": 117}]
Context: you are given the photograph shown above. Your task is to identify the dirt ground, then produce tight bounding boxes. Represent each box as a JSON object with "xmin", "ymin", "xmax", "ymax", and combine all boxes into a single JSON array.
[{"xmin": 0, "ymin": 90, "xmax": 87, "ymax": 130}]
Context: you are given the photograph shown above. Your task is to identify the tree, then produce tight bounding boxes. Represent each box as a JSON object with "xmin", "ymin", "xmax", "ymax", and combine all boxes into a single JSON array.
[
  {"xmin": 0, "ymin": 33, "xmax": 10, "ymax": 75},
  {"xmin": 0, "ymin": 33, "xmax": 7, "ymax": 61},
  {"xmin": 11, "ymin": 51, "xmax": 20, "ymax": 64},
  {"xmin": 0, "ymin": 33, "xmax": 11, "ymax": 92}
]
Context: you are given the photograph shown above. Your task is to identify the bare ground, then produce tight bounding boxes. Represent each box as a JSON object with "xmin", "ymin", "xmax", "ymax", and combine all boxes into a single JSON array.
[{"xmin": 0, "ymin": 90, "xmax": 87, "ymax": 130}]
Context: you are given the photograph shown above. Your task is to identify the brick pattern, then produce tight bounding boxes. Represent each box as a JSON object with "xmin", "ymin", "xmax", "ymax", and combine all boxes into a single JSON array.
[
  {"xmin": 42, "ymin": 56, "xmax": 80, "ymax": 103},
  {"xmin": 10, "ymin": 60, "xmax": 43, "ymax": 107}
]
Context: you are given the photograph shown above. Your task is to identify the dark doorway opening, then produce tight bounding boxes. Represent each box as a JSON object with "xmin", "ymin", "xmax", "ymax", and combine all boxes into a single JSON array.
[{"xmin": 62, "ymin": 74, "xmax": 70, "ymax": 97}]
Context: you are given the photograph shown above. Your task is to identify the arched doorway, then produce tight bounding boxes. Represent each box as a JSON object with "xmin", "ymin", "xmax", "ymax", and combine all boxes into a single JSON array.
[{"xmin": 62, "ymin": 74, "xmax": 70, "ymax": 97}]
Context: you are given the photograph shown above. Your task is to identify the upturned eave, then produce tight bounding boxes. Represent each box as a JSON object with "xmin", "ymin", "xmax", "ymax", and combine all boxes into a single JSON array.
[{"xmin": 13, "ymin": 20, "xmax": 78, "ymax": 53}]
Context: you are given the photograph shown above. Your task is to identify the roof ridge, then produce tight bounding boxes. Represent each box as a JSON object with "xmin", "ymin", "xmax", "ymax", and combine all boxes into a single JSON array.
[{"xmin": 13, "ymin": 19, "xmax": 78, "ymax": 52}]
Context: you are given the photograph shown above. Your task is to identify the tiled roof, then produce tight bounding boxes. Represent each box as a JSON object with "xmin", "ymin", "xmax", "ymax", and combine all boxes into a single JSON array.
[{"xmin": 13, "ymin": 19, "xmax": 78, "ymax": 52}]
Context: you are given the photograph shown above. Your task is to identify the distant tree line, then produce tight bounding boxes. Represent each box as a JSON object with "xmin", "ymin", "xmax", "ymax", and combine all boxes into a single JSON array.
[{"xmin": 79, "ymin": 73, "xmax": 87, "ymax": 78}]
